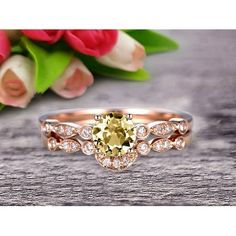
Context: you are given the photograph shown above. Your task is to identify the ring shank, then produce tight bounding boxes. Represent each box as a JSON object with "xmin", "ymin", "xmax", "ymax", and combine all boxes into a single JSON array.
[{"xmin": 39, "ymin": 108, "xmax": 193, "ymax": 128}]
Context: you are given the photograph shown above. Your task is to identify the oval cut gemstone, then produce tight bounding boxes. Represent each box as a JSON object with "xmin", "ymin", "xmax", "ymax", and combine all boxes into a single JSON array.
[{"xmin": 92, "ymin": 112, "xmax": 136, "ymax": 156}]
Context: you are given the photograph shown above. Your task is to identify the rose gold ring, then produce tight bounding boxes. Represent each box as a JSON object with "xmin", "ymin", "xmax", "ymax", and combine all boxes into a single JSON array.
[{"xmin": 39, "ymin": 108, "xmax": 193, "ymax": 172}]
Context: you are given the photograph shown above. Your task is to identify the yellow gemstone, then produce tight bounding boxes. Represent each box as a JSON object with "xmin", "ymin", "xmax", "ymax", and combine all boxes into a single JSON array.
[{"xmin": 92, "ymin": 112, "xmax": 136, "ymax": 156}]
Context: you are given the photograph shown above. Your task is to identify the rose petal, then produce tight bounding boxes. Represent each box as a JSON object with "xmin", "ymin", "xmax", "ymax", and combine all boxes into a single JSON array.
[
  {"xmin": 96, "ymin": 31, "xmax": 146, "ymax": 72},
  {"xmin": 51, "ymin": 58, "xmax": 93, "ymax": 99},
  {"xmin": 0, "ymin": 55, "xmax": 35, "ymax": 108},
  {"xmin": 21, "ymin": 30, "xmax": 64, "ymax": 44},
  {"xmin": 64, "ymin": 30, "xmax": 118, "ymax": 57},
  {"xmin": 0, "ymin": 30, "xmax": 11, "ymax": 64}
]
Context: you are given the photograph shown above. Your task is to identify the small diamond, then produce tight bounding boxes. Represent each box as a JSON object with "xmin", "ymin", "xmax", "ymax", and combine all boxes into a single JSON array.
[
  {"xmin": 174, "ymin": 137, "xmax": 185, "ymax": 150},
  {"xmin": 55, "ymin": 124, "xmax": 77, "ymax": 138},
  {"xmin": 57, "ymin": 125, "xmax": 64, "ymax": 135},
  {"xmin": 95, "ymin": 152, "xmax": 105, "ymax": 160},
  {"xmin": 61, "ymin": 139, "xmax": 80, "ymax": 153},
  {"xmin": 95, "ymin": 151, "xmax": 138, "ymax": 171},
  {"xmin": 102, "ymin": 157, "xmax": 111, "ymax": 167},
  {"xmin": 178, "ymin": 120, "xmax": 188, "ymax": 135},
  {"xmin": 82, "ymin": 141, "xmax": 95, "ymax": 155},
  {"xmin": 47, "ymin": 137, "xmax": 57, "ymax": 151},
  {"xmin": 136, "ymin": 124, "xmax": 149, "ymax": 139},
  {"xmin": 122, "ymin": 151, "xmax": 138, "ymax": 168},
  {"xmin": 137, "ymin": 141, "xmax": 151, "ymax": 155},
  {"xmin": 65, "ymin": 127, "xmax": 74, "ymax": 136},
  {"xmin": 152, "ymin": 122, "xmax": 174, "ymax": 137},
  {"xmin": 113, "ymin": 158, "xmax": 121, "ymax": 169},
  {"xmin": 128, "ymin": 151, "xmax": 138, "ymax": 161},
  {"xmin": 41, "ymin": 122, "xmax": 51, "ymax": 135},
  {"xmin": 122, "ymin": 155, "xmax": 130, "ymax": 166},
  {"xmin": 152, "ymin": 138, "xmax": 173, "ymax": 152},
  {"xmin": 80, "ymin": 126, "xmax": 93, "ymax": 140}
]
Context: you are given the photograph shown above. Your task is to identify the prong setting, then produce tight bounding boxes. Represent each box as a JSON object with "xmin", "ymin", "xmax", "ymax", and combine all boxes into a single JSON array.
[
  {"xmin": 94, "ymin": 114, "xmax": 101, "ymax": 121},
  {"xmin": 126, "ymin": 113, "xmax": 133, "ymax": 120}
]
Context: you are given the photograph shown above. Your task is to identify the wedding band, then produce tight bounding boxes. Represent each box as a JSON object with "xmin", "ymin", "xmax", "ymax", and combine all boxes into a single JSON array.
[{"xmin": 39, "ymin": 108, "xmax": 193, "ymax": 172}]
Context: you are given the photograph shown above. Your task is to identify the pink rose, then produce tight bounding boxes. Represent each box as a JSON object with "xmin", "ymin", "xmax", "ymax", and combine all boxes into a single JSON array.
[
  {"xmin": 21, "ymin": 30, "xmax": 64, "ymax": 44},
  {"xmin": 64, "ymin": 30, "xmax": 118, "ymax": 57},
  {"xmin": 97, "ymin": 31, "xmax": 146, "ymax": 72},
  {"xmin": 0, "ymin": 55, "xmax": 35, "ymax": 108},
  {"xmin": 51, "ymin": 58, "xmax": 93, "ymax": 99},
  {"xmin": 0, "ymin": 30, "xmax": 11, "ymax": 64}
]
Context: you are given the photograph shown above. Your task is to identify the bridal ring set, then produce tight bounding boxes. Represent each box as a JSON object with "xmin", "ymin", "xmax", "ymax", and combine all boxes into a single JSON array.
[{"xmin": 39, "ymin": 108, "xmax": 193, "ymax": 172}]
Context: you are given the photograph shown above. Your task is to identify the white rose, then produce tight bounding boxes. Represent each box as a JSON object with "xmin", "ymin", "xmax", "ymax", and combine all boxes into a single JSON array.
[
  {"xmin": 0, "ymin": 55, "xmax": 35, "ymax": 108},
  {"xmin": 51, "ymin": 58, "xmax": 93, "ymax": 99},
  {"xmin": 97, "ymin": 31, "xmax": 146, "ymax": 72}
]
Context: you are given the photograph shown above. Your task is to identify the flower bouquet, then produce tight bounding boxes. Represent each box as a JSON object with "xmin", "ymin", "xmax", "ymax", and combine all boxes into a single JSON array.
[{"xmin": 0, "ymin": 30, "xmax": 178, "ymax": 110}]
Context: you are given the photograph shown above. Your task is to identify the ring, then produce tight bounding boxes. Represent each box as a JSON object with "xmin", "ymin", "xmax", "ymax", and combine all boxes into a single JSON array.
[{"xmin": 39, "ymin": 108, "xmax": 193, "ymax": 172}]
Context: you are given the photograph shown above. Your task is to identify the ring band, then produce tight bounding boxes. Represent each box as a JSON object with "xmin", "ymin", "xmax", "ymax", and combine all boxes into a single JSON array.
[{"xmin": 39, "ymin": 108, "xmax": 193, "ymax": 172}]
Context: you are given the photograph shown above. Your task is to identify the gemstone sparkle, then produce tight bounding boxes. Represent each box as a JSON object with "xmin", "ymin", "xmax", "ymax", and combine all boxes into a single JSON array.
[{"xmin": 92, "ymin": 112, "xmax": 136, "ymax": 157}]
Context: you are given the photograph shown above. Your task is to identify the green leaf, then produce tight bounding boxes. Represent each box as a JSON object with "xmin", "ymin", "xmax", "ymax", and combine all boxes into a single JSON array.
[
  {"xmin": 0, "ymin": 104, "xmax": 5, "ymax": 111},
  {"xmin": 125, "ymin": 30, "xmax": 178, "ymax": 54},
  {"xmin": 11, "ymin": 44, "xmax": 25, "ymax": 54},
  {"xmin": 21, "ymin": 37, "xmax": 73, "ymax": 93},
  {"xmin": 78, "ymin": 54, "xmax": 149, "ymax": 81}
]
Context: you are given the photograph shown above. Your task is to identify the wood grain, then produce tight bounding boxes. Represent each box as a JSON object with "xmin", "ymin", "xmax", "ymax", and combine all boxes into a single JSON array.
[{"xmin": 0, "ymin": 30, "xmax": 235, "ymax": 205}]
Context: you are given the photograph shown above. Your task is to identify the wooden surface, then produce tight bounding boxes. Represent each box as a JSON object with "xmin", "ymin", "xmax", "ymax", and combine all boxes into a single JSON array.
[{"xmin": 0, "ymin": 30, "xmax": 235, "ymax": 205}]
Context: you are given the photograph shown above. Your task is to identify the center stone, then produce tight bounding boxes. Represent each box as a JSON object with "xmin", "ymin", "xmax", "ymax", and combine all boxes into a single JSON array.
[{"xmin": 92, "ymin": 112, "xmax": 136, "ymax": 157}]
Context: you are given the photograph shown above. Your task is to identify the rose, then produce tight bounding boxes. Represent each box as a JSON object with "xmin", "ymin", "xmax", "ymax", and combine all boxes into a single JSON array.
[
  {"xmin": 51, "ymin": 58, "xmax": 93, "ymax": 99},
  {"xmin": 96, "ymin": 31, "xmax": 146, "ymax": 72},
  {"xmin": 64, "ymin": 30, "xmax": 118, "ymax": 57},
  {"xmin": 0, "ymin": 55, "xmax": 35, "ymax": 108},
  {"xmin": 0, "ymin": 30, "xmax": 11, "ymax": 64},
  {"xmin": 21, "ymin": 30, "xmax": 64, "ymax": 44},
  {"xmin": 6, "ymin": 30, "xmax": 22, "ymax": 42}
]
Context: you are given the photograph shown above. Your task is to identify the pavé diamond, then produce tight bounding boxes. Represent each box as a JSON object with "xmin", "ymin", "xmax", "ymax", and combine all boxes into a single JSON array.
[
  {"xmin": 122, "ymin": 155, "xmax": 130, "ymax": 166},
  {"xmin": 92, "ymin": 112, "xmax": 136, "ymax": 156},
  {"xmin": 152, "ymin": 138, "xmax": 173, "ymax": 152},
  {"xmin": 102, "ymin": 157, "xmax": 111, "ymax": 167},
  {"xmin": 95, "ymin": 151, "xmax": 138, "ymax": 171},
  {"xmin": 47, "ymin": 137, "xmax": 57, "ymax": 151},
  {"xmin": 61, "ymin": 139, "xmax": 80, "ymax": 153},
  {"xmin": 41, "ymin": 122, "xmax": 51, "ymax": 135},
  {"xmin": 54, "ymin": 124, "xmax": 77, "ymax": 138},
  {"xmin": 151, "ymin": 122, "xmax": 174, "ymax": 137},
  {"xmin": 113, "ymin": 158, "xmax": 121, "ymax": 169}
]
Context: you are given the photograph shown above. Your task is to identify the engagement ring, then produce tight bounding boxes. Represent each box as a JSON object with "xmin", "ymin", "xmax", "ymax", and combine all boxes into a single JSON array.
[{"xmin": 39, "ymin": 108, "xmax": 193, "ymax": 172}]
